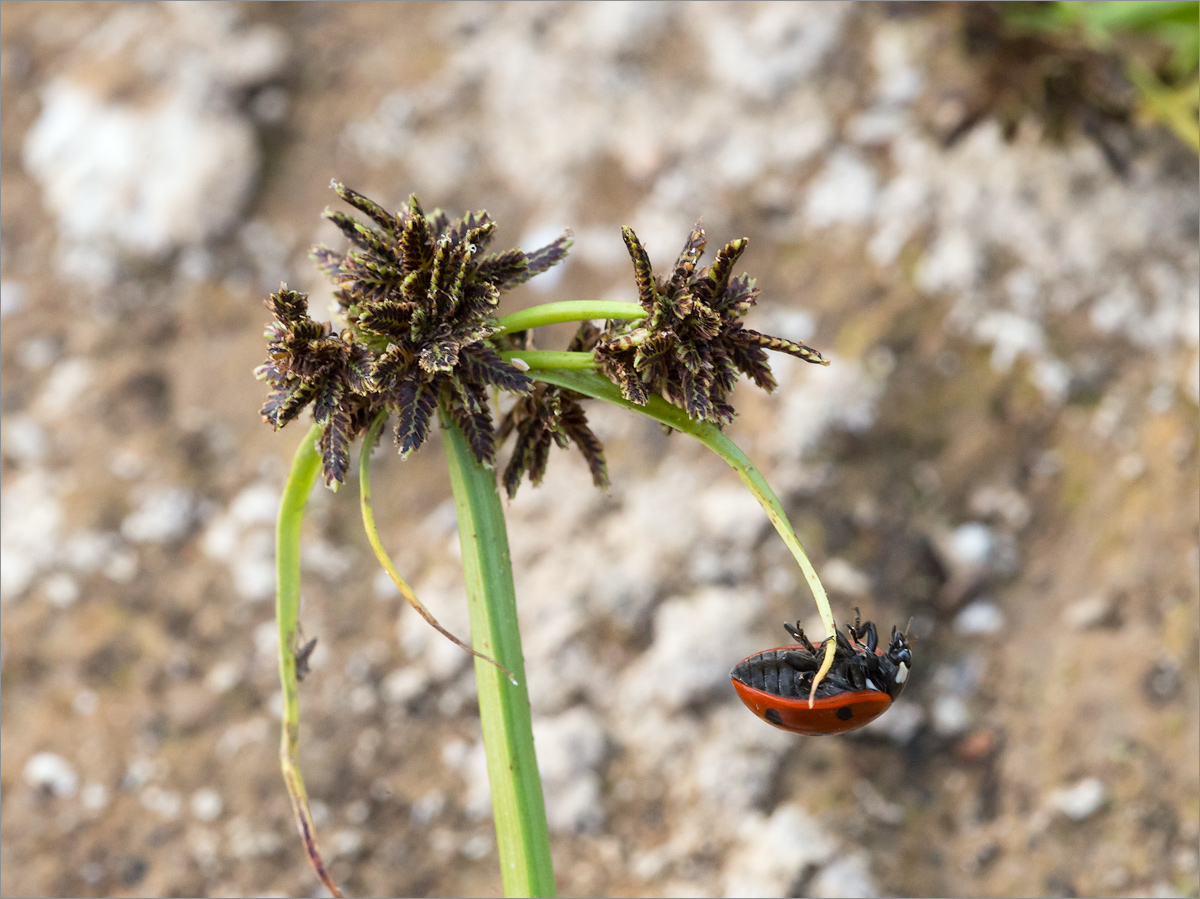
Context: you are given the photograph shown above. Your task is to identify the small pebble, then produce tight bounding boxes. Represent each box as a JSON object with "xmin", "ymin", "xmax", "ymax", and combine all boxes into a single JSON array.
[
  {"xmin": 949, "ymin": 522, "xmax": 994, "ymax": 569},
  {"xmin": 462, "ymin": 834, "xmax": 493, "ymax": 860},
  {"xmin": 1062, "ymin": 595, "xmax": 1117, "ymax": 631},
  {"xmin": 72, "ymin": 689, "xmax": 99, "ymax": 716},
  {"xmin": 24, "ymin": 752, "xmax": 79, "ymax": 798},
  {"xmin": 80, "ymin": 782, "xmax": 109, "ymax": 812},
  {"xmin": 932, "ymin": 695, "xmax": 971, "ymax": 738},
  {"xmin": 1048, "ymin": 777, "xmax": 1106, "ymax": 821},
  {"xmin": 190, "ymin": 788, "xmax": 223, "ymax": 822},
  {"xmin": 1143, "ymin": 661, "xmax": 1182, "ymax": 704},
  {"xmin": 953, "ymin": 600, "xmax": 1005, "ymax": 636},
  {"xmin": 329, "ymin": 828, "xmax": 364, "ymax": 860},
  {"xmin": 811, "ymin": 851, "xmax": 879, "ymax": 898}
]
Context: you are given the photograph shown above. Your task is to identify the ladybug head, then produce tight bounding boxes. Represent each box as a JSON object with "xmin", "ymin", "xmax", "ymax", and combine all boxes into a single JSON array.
[{"xmin": 884, "ymin": 625, "xmax": 912, "ymax": 698}]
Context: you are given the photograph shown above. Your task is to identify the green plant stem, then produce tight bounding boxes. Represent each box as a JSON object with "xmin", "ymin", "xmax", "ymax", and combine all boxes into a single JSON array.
[
  {"xmin": 494, "ymin": 300, "xmax": 645, "ymax": 336},
  {"xmin": 502, "ymin": 350, "xmax": 597, "ymax": 371},
  {"xmin": 441, "ymin": 408, "xmax": 556, "ymax": 898},
  {"xmin": 276, "ymin": 423, "xmax": 343, "ymax": 898},
  {"xmin": 527, "ymin": 368, "xmax": 840, "ymax": 698}
]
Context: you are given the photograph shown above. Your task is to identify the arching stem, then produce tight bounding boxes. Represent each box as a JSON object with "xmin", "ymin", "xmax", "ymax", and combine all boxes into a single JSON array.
[
  {"xmin": 494, "ymin": 300, "xmax": 645, "ymax": 336},
  {"xmin": 524, "ymin": 366, "xmax": 839, "ymax": 702},
  {"xmin": 276, "ymin": 423, "xmax": 343, "ymax": 898}
]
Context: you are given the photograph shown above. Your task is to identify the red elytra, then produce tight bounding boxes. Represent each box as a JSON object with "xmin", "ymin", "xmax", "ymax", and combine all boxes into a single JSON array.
[
  {"xmin": 730, "ymin": 616, "xmax": 912, "ymax": 736},
  {"xmin": 731, "ymin": 660, "xmax": 893, "ymax": 735}
]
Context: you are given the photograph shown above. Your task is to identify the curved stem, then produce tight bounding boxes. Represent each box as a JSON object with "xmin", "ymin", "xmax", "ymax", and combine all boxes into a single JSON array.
[
  {"xmin": 276, "ymin": 423, "xmax": 343, "ymax": 898},
  {"xmin": 525, "ymin": 368, "xmax": 839, "ymax": 701},
  {"xmin": 358, "ymin": 411, "xmax": 516, "ymax": 683},
  {"xmin": 495, "ymin": 300, "xmax": 645, "ymax": 336},
  {"xmin": 503, "ymin": 350, "xmax": 597, "ymax": 371},
  {"xmin": 441, "ymin": 408, "xmax": 556, "ymax": 898}
]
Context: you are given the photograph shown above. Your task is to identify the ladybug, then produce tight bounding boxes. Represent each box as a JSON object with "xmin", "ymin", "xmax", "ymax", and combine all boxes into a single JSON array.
[{"xmin": 730, "ymin": 612, "xmax": 912, "ymax": 735}]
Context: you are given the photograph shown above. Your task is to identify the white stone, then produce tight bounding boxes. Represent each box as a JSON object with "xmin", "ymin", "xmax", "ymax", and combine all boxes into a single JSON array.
[
  {"xmin": 805, "ymin": 150, "xmax": 879, "ymax": 228},
  {"xmin": 533, "ymin": 707, "xmax": 607, "ymax": 833},
  {"xmin": 860, "ymin": 698, "xmax": 925, "ymax": 745},
  {"xmin": 1049, "ymin": 777, "xmax": 1106, "ymax": 821},
  {"xmin": 121, "ymin": 488, "xmax": 195, "ymax": 544},
  {"xmin": 619, "ymin": 587, "xmax": 757, "ymax": 712},
  {"xmin": 947, "ymin": 522, "xmax": 994, "ymax": 570},
  {"xmin": 72, "ymin": 690, "xmax": 99, "ymax": 716},
  {"xmin": 1, "ymin": 415, "xmax": 47, "ymax": 464},
  {"xmin": 931, "ymin": 695, "xmax": 970, "ymax": 738},
  {"xmin": 0, "ymin": 471, "xmax": 63, "ymax": 600},
  {"xmin": 141, "ymin": 785, "xmax": 183, "ymax": 820},
  {"xmin": 0, "ymin": 280, "xmax": 25, "ymax": 317},
  {"xmin": 822, "ymin": 557, "xmax": 872, "ymax": 598},
  {"xmin": 23, "ymin": 80, "xmax": 259, "ymax": 272},
  {"xmin": 953, "ymin": 600, "xmax": 1005, "ymax": 636},
  {"xmin": 1061, "ymin": 595, "xmax": 1114, "ymax": 631},
  {"xmin": 23, "ymin": 752, "xmax": 79, "ymax": 798},
  {"xmin": 42, "ymin": 572, "xmax": 80, "ymax": 609},
  {"xmin": 723, "ymin": 803, "xmax": 837, "ymax": 897},
  {"xmin": 190, "ymin": 788, "xmax": 223, "ymax": 822},
  {"xmin": 811, "ymin": 852, "xmax": 879, "ymax": 899},
  {"xmin": 80, "ymin": 782, "xmax": 109, "ymax": 812}
]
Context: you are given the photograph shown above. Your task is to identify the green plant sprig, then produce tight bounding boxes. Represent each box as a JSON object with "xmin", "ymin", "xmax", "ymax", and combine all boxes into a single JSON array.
[
  {"xmin": 263, "ymin": 183, "xmax": 840, "ymax": 896},
  {"xmin": 442, "ymin": 409, "xmax": 556, "ymax": 897}
]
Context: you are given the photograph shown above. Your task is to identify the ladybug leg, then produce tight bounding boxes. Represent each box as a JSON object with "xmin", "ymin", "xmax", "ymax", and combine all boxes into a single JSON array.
[
  {"xmin": 783, "ymin": 621, "xmax": 818, "ymax": 655},
  {"xmin": 848, "ymin": 607, "xmax": 864, "ymax": 639},
  {"xmin": 784, "ymin": 650, "xmax": 820, "ymax": 673},
  {"xmin": 846, "ymin": 656, "xmax": 868, "ymax": 691},
  {"xmin": 862, "ymin": 621, "xmax": 878, "ymax": 654}
]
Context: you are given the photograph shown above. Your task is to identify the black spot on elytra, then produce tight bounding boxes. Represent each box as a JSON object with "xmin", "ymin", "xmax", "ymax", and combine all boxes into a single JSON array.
[
  {"xmin": 764, "ymin": 708, "xmax": 783, "ymax": 725},
  {"xmin": 836, "ymin": 706, "xmax": 854, "ymax": 721}
]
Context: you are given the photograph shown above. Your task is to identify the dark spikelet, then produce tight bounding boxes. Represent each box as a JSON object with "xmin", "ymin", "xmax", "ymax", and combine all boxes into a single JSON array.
[
  {"xmin": 446, "ymin": 386, "xmax": 496, "ymax": 467},
  {"xmin": 459, "ymin": 345, "xmax": 532, "ymax": 393},
  {"xmin": 521, "ymin": 230, "xmax": 573, "ymax": 280},
  {"xmin": 497, "ymin": 383, "xmax": 608, "ymax": 497},
  {"xmin": 560, "ymin": 398, "xmax": 608, "ymax": 489},
  {"xmin": 331, "ymin": 181, "xmax": 398, "ymax": 234},
  {"xmin": 727, "ymin": 342, "xmax": 776, "ymax": 391},
  {"xmin": 669, "ymin": 223, "xmax": 707, "ymax": 289},
  {"xmin": 319, "ymin": 406, "xmax": 351, "ymax": 487},
  {"xmin": 310, "ymin": 246, "xmax": 347, "ymax": 281},
  {"xmin": 596, "ymin": 224, "xmax": 827, "ymax": 426},
  {"xmin": 739, "ymin": 329, "xmax": 828, "ymax": 366},
  {"xmin": 265, "ymin": 382, "xmax": 317, "ymax": 429},
  {"xmin": 311, "ymin": 377, "xmax": 343, "ymax": 424},
  {"xmin": 621, "ymin": 226, "xmax": 657, "ymax": 309},
  {"xmin": 476, "ymin": 249, "xmax": 529, "ymax": 290},
  {"xmin": 705, "ymin": 238, "xmax": 747, "ymax": 295},
  {"xmin": 267, "ymin": 286, "xmax": 311, "ymax": 324},
  {"xmin": 394, "ymin": 379, "xmax": 438, "ymax": 458}
]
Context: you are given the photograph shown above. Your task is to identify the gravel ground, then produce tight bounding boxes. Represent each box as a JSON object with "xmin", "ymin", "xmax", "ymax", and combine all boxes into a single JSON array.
[{"xmin": 1, "ymin": 3, "xmax": 1197, "ymax": 897}]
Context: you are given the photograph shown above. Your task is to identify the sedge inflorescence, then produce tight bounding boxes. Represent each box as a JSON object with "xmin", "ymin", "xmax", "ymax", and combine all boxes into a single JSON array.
[
  {"xmin": 256, "ymin": 182, "xmax": 569, "ymax": 487},
  {"xmin": 257, "ymin": 183, "xmax": 828, "ymax": 492},
  {"xmin": 596, "ymin": 223, "xmax": 828, "ymax": 426}
]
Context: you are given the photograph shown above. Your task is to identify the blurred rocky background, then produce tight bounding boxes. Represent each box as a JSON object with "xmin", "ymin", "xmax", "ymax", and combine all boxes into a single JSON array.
[{"xmin": 1, "ymin": 2, "xmax": 1197, "ymax": 897}]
